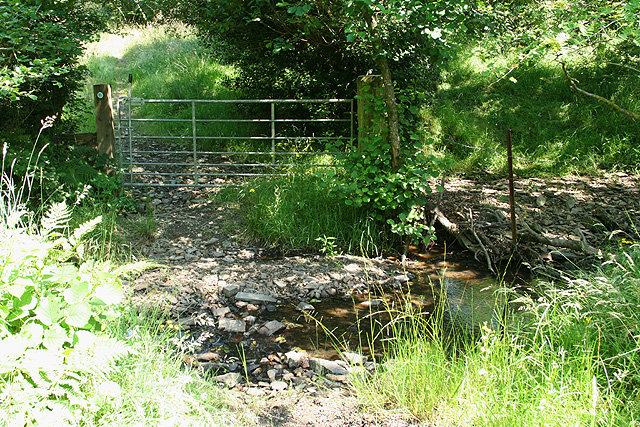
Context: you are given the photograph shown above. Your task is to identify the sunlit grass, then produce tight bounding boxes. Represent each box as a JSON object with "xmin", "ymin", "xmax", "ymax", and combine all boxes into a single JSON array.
[
  {"xmin": 352, "ymin": 245, "xmax": 640, "ymax": 425},
  {"xmin": 76, "ymin": 23, "xmax": 238, "ymax": 135},
  {"xmin": 92, "ymin": 307, "xmax": 253, "ymax": 426},
  {"xmin": 425, "ymin": 44, "xmax": 640, "ymax": 175},
  {"xmin": 216, "ymin": 169, "xmax": 388, "ymax": 256}
]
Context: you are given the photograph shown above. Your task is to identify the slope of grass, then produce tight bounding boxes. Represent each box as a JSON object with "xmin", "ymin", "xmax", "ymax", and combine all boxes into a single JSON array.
[
  {"xmin": 424, "ymin": 45, "xmax": 640, "ymax": 175},
  {"xmin": 76, "ymin": 23, "xmax": 244, "ymax": 146}
]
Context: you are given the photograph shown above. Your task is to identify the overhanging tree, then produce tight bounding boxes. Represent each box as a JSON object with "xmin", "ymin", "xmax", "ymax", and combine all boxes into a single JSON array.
[{"xmin": 179, "ymin": 0, "xmax": 486, "ymax": 168}]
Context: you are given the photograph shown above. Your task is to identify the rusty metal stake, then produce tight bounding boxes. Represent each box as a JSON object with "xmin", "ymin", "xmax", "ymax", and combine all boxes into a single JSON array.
[{"xmin": 506, "ymin": 129, "xmax": 517, "ymax": 247}]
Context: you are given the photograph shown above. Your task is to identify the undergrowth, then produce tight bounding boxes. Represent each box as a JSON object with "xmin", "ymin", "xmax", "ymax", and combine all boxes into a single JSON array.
[
  {"xmin": 425, "ymin": 44, "xmax": 640, "ymax": 176},
  {"xmin": 216, "ymin": 169, "xmax": 388, "ymax": 257},
  {"xmin": 352, "ymin": 247, "xmax": 640, "ymax": 425}
]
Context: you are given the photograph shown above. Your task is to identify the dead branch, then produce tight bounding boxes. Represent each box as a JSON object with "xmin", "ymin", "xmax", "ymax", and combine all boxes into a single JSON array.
[
  {"xmin": 561, "ymin": 62, "xmax": 640, "ymax": 121},
  {"xmin": 520, "ymin": 220, "xmax": 601, "ymax": 257},
  {"xmin": 469, "ymin": 208, "xmax": 495, "ymax": 274}
]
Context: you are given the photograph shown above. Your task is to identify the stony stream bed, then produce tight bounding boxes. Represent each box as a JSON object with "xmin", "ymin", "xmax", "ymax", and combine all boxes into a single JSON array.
[{"xmin": 117, "ymin": 173, "xmax": 639, "ymax": 426}]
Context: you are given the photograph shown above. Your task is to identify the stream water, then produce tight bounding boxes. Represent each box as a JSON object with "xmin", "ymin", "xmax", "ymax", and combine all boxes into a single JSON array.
[
  {"xmin": 259, "ymin": 246, "xmax": 512, "ymax": 359},
  {"xmin": 178, "ymin": 246, "xmax": 523, "ymax": 372}
]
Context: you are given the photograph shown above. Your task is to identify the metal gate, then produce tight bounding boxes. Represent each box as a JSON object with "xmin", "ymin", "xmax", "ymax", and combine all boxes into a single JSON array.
[{"xmin": 116, "ymin": 97, "xmax": 354, "ymax": 187}]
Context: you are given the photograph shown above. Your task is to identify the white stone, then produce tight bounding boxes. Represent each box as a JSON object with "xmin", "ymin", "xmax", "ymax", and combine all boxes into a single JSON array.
[
  {"xmin": 235, "ymin": 292, "xmax": 277, "ymax": 304},
  {"xmin": 218, "ymin": 318, "xmax": 246, "ymax": 333},
  {"xmin": 271, "ymin": 381, "xmax": 288, "ymax": 391}
]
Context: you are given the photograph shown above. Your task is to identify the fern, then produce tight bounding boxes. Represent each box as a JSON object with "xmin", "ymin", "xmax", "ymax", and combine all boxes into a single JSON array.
[
  {"xmin": 66, "ymin": 333, "xmax": 132, "ymax": 377},
  {"xmin": 40, "ymin": 201, "xmax": 71, "ymax": 238},
  {"xmin": 70, "ymin": 215, "xmax": 102, "ymax": 248}
]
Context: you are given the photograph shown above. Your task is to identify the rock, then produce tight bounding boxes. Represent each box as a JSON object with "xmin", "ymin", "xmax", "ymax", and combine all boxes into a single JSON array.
[
  {"xmin": 196, "ymin": 351, "xmax": 219, "ymax": 362},
  {"xmin": 296, "ymin": 302, "xmax": 315, "ymax": 312},
  {"xmin": 222, "ymin": 284, "xmax": 240, "ymax": 297},
  {"xmin": 341, "ymin": 352, "xmax": 368, "ymax": 365},
  {"xmin": 344, "ymin": 263, "xmax": 361, "ymax": 273},
  {"xmin": 273, "ymin": 279, "xmax": 287, "ymax": 288},
  {"xmin": 215, "ymin": 372, "xmax": 241, "ymax": 388},
  {"xmin": 222, "ymin": 256, "xmax": 235, "ymax": 263},
  {"xmin": 266, "ymin": 304, "xmax": 277, "ymax": 313},
  {"xmin": 218, "ymin": 318, "xmax": 246, "ymax": 333},
  {"xmin": 326, "ymin": 374, "xmax": 348, "ymax": 383},
  {"xmin": 204, "ymin": 237, "xmax": 219, "ymax": 246},
  {"xmin": 394, "ymin": 274, "xmax": 410, "ymax": 283},
  {"xmin": 213, "ymin": 307, "xmax": 231, "ymax": 317},
  {"xmin": 282, "ymin": 372, "xmax": 295, "ymax": 382},
  {"xmin": 309, "ymin": 357, "xmax": 349, "ymax": 375},
  {"xmin": 246, "ymin": 387, "xmax": 265, "ymax": 396},
  {"xmin": 360, "ymin": 298, "xmax": 384, "ymax": 308},
  {"xmin": 271, "ymin": 381, "xmax": 288, "ymax": 391},
  {"xmin": 235, "ymin": 292, "xmax": 277, "ymax": 304},
  {"xmin": 178, "ymin": 316, "xmax": 196, "ymax": 326},
  {"xmin": 285, "ymin": 350, "xmax": 309, "ymax": 369},
  {"xmin": 243, "ymin": 315, "xmax": 257, "ymax": 325},
  {"xmin": 258, "ymin": 320, "xmax": 286, "ymax": 336},
  {"xmin": 267, "ymin": 369, "xmax": 278, "ymax": 381},
  {"xmin": 133, "ymin": 282, "xmax": 149, "ymax": 292}
]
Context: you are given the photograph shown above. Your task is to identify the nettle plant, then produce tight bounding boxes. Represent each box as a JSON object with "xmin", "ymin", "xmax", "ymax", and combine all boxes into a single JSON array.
[
  {"xmin": 0, "ymin": 196, "xmax": 129, "ymax": 424},
  {"xmin": 328, "ymin": 86, "xmax": 445, "ymax": 248}
]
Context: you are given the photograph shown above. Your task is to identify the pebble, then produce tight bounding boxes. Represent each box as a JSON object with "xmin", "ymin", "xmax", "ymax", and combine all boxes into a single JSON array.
[{"xmin": 271, "ymin": 381, "xmax": 288, "ymax": 391}]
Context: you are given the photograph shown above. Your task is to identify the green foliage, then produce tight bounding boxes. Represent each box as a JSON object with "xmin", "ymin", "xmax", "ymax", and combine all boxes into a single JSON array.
[
  {"xmin": 0, "ymin": 199, "xmax": 130, "ymax": 425},
  {"xmin": 221, "ymin": 170, "xmax": 387, "ymax": 256},
  {"xmin": 353, "ymin": 250, "xmax": 640, "ymax": 424},
  {"xmin": 327, "ymin": 82, "xmax": 449, "ymax": 247},
  {"xmin": 177, "ymin": 0, "xmax": 486, "ymax": 102},
  {"xmin": 0, "ymin": 0, "xmax": 102, "ymax": 132},
  {"xmin": 424, "ymin": 0, "xmax": 640, "ymax": 174}
]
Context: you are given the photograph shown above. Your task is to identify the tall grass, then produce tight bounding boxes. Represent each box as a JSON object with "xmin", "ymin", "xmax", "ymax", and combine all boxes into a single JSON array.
[
  {"xmin": 352, "ymin": 249, "xmax": 640, "ymax": 425},
  {"xmin": 93, "ymin": 307, "xmax": 252, "ymax": 427},
  {"xmin": 217, "ymin": 169, "xmax": 388, "ymax": 256},
  {"xmin": 77, "ymin": 23, "xmax": 248, "ymax": 149}
]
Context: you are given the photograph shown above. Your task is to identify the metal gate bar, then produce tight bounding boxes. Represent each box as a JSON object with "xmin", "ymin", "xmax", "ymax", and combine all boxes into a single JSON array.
[{"xmin": 117, "ymin": 97, "xmax": 354, "ymax": 188}]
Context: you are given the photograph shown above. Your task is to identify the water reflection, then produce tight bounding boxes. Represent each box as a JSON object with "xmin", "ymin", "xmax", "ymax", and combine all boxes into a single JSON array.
[{"xmin": 267, "ymin": 246, "xmax": 504, "ymax": 359}]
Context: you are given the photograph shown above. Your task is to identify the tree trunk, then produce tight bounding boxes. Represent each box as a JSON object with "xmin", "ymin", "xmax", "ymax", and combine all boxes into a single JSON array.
[
  {"xmin": 362, "ymin": 8, "xmax": 402, "ymax": 172},
  {"xmin": 377, "ymin": 56, "xmax": 402, "ymax": 172}
]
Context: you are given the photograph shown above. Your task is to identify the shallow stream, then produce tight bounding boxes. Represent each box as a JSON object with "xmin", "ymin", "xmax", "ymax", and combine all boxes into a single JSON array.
[{"xmin": 258, "ymin": 246, "xmax": 512, "ymax": 359}]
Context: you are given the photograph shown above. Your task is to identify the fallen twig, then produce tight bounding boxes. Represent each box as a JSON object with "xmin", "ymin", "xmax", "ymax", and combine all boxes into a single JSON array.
[{"xmin": 520, "ymin": 220, "xmax": 601, "ymax": 257}]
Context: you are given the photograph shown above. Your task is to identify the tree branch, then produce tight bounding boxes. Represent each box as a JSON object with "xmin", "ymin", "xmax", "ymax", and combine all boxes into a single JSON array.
[
  {"xmin": 520, "ymin": 220, "xmax": 601, "ymax": 257},
  {"xmin": 561, "ymin": 62, "xmax": 640, "ymax": 121}
]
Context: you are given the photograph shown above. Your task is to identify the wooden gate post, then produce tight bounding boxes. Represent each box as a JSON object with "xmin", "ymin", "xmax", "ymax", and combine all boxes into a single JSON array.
[
  {"xmin": 94, "ymin": 84, "xmax": 115, "ymax": 158},
  {"xmin": 356, "ymin": 75, "xmax": 386, "ymax": 151}
]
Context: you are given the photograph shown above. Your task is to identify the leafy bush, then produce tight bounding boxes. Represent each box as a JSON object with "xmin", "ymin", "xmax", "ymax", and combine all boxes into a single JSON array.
[
  {"xmin": 0, "ymin": 0, "xmax": 103, "ymax": 133},
  {"xmin": 0, "ymin": 180, "xmax": 130, "ymax": 424}
]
